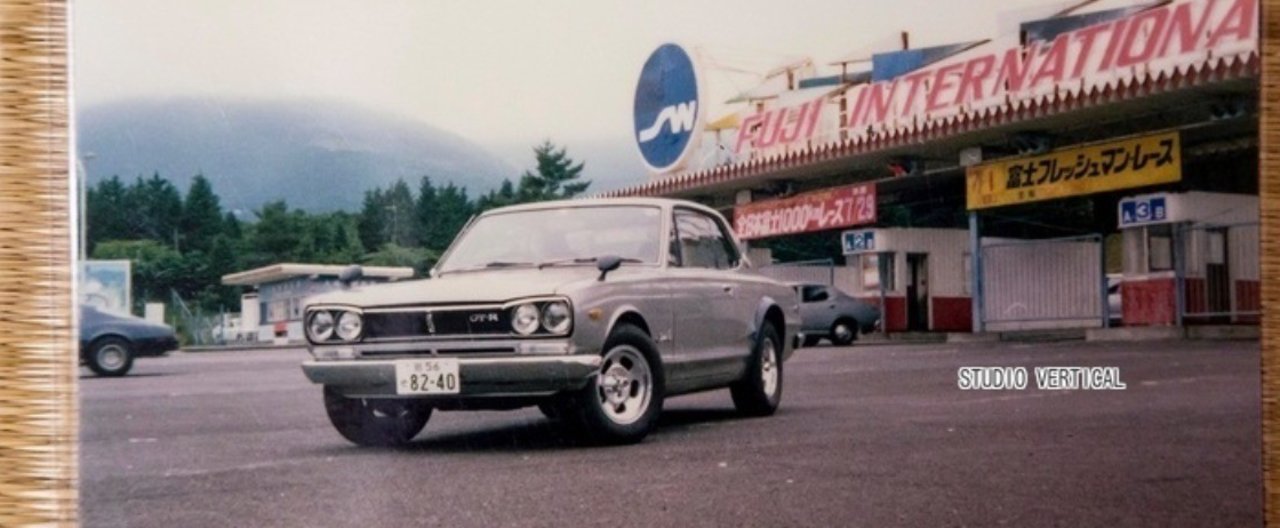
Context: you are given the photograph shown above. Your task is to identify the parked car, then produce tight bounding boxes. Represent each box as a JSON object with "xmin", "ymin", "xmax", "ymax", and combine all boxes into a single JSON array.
[
  {"xmin": 301, "ymin": 198, "xmax": 801, "ymax": 447},
  {"xmin": 79, "ymin": 305, "xmax": 179, "ymax": 376},
  {"xmin": 1107, "ymin": 273, "xmax": 1123, "ymax": 323},
  {"xmin": 791, "ymin": 283, "xmax": 880, "ymax": 347},
  {"xmin": 211, "ymin": 315, "xmax": 247, "ymax": 343}
]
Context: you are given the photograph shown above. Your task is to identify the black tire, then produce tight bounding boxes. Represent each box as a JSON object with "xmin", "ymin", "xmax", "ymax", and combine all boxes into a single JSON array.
[
  {"xmin": 830, "ymin": 318, "xmax": 858, "ymax": 346},
  {"xmin": 323, "ymin": 386, "xmax": 431, "ymax": 447},
  {"xmin": 731, "ymin": 323, "xmax": 783, "ymax": 416},
  {"xmin": 801, "ymin": 335, "xmax": 821, "ymax": 348},
  {"xmin": 537, "ymin": 400, "xmax": 565, "ymax": 421},
  {"xmin": 86, "ymin": 337, "xmax": 134, "ymax": 377},
  {"xmin": 562, "ymin": 324, "xmax": 664, "ymax": 445}
]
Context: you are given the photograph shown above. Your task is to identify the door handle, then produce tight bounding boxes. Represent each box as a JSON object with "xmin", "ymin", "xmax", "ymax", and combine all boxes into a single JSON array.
[{"xmin": 722, "ymin": 285, "xmax": 735, "ymax": 295}]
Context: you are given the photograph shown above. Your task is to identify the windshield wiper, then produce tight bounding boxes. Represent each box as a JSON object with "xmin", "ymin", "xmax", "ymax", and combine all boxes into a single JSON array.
[
  {"xmin": 537, "ymin": 256, "xmax": 644, "ymax": 269},
  {"xmin": 484, "ymin": 261, "xmax": 536, "ymax": 268}
]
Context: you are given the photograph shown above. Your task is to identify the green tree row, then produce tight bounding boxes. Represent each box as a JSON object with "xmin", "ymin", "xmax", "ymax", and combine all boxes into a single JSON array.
[{"xmin": 86, "ymin": 141, "xmax": 589, "ymax": 314}]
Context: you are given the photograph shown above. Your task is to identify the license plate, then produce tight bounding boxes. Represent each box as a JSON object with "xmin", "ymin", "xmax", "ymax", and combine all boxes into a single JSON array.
[{"xmin": 394, "ymin": 359, "xmax": 460, "ymax": 395}]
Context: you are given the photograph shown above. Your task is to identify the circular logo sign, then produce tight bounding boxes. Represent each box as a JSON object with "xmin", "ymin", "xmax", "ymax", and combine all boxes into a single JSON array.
[{"xmin": 633, "ymin": 43, "xmax": 701, "ymax": 173}]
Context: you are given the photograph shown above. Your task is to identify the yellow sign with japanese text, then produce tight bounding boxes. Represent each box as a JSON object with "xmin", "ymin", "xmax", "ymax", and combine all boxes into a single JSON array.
[{"xmin": 966, "ymin": 131, "xmax": 1181, "ymax": 210}]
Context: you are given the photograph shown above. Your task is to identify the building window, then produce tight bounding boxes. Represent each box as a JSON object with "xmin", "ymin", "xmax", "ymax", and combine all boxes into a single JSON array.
[
  {"xmin": 861, "ymin": 253, "xmax": 895, "ymax": 292},
  {"xmin": 1206, "ymin": 230, "xmax": 1226, "ymax": 265},
  {"xmin": 1148, "ymin": 225, "xmax": 1173, "ymax": 272},
  {"xmin": 1123, "ymin": 229, "xmax": 1145, "ymax": 275},
  {"xmin": 267, "ymin": 300, "xmax": 289, "ymax": 323}
]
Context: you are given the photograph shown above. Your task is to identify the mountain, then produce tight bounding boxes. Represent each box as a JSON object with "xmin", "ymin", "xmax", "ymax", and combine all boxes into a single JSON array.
[{"xmin": 76, "ymin": 98, "xmax": 518, "ymax": 212}]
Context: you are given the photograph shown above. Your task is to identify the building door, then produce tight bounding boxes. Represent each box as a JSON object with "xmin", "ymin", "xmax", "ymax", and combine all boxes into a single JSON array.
[
  {"xmin": 906, "ymin": 253, "xmax": 929, "ymax": 331},
  {"xmin": 1205, "ymin": 228, "xmax": 1230, "ymax": 318}
]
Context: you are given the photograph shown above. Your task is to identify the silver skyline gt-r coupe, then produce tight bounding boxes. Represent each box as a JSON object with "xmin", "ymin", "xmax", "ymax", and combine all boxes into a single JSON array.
[{"xmin": 301, "ymin": 197, "xmax": 800, "ymax": 447}]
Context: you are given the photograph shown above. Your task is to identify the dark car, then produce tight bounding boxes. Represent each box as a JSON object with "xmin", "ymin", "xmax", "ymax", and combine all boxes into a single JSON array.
[{"xmin": 80, "ymin": 305, "xmax": 179, "ymax": 376}]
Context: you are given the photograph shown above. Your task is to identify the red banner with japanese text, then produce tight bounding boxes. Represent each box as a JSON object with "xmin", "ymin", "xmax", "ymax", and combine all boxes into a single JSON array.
[{"xmin": 733, "ymin": 183, "xmax": 876, "ymax": 240}]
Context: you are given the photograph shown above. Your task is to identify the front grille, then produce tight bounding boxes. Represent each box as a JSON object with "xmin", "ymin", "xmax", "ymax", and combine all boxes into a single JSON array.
[
  {"xmin": 364, "ymin": 307, "xmax": 510, "ymax": 340},
  {"xmin": 360, "ymin": 346, "xmax": 516, "ymax": 358}
]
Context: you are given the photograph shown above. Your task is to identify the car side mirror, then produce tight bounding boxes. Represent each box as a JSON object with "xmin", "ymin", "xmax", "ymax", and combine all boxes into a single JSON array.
[
  {"xmin": 338, "ymin": 265, "xmax": 363, "ymax": 287},
  {"xmin": 428, "ymin": 267, "xmax": 439, "ymax": 279},
  {"xmin": 596, "ymin": 255, "xmax": 622, "ymax": 282}
]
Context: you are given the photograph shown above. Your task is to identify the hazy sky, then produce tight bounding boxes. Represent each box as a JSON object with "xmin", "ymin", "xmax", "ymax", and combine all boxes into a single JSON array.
[{"xmin": 74, "ymin": 0, "xmax": 1065, "ymax": 175}]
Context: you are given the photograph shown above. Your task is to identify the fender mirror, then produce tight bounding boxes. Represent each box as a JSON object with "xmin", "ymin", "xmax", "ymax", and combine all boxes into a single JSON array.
[
  {"xmin": 338, "ymin": 265, "xmax": 363, "ymax": 286},
  {"xmin": 596, "ymin": 255, "xmax": 622, "ymax": 282}
]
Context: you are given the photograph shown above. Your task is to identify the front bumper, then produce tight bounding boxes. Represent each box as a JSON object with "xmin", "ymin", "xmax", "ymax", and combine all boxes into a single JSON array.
[
  {"xmin": 302, "ymin": 352, "xmax": 601, "ymax": 399},
  {"xmin": 135, "ymin": 335, "xmax": 180, "ymax": 357}
]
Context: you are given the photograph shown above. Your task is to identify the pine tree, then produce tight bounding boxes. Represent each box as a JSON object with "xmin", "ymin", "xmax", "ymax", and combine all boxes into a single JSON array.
[
  {"xmin": 330, "ymin": 218, "xmax": 367, "ymax": 264},
  {"xmin": 415, "ymin": 177, "xmax": 473, "ymax": 252},
  {"xmin": 248, "ymin": 200, "xmax": 302, "ymax": 265},
  {"xmin": 179, "ymin": 174, "xmax": 224, "ymax": 253},
  {"xmin": 86, "ymin": 175, "xmax": 130, "ymax": 251},
  {"xmin": 433, "ymin": 182, "xmax": 473, "ymax": 251},
  {"xmin": 123, "ymin": 173, "xmax": 183, "ymax": 244},
  {"xmin": 357, "ymin": 188, "xmax": 388, "ymax": 252},
  {"xmin": 384, "ymin": 179, "xmax": 417, "ymax": 247},
  {"xmin": 414, "ymin": 176, "xmax": 440, "ymax": 249},
  {"xmin": 206, "ymin": 235, "xmax": 241, "ymax": 308},
  {"xmin": 516, "ymin": 141, "xmax": 590, "ymax": 201},
  {"xmin": 478, "ymin": 179, "xmax": 518, "ymax": 212},
  {"xmin": 223, "ymin": 212, "xmax": 242, "ymax": 240}
]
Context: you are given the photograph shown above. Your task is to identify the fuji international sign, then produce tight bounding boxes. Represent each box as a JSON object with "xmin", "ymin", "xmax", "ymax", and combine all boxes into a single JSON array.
[
  {"xmin": 844, "ymin": 0, "xmax": 1256, "ymax": 130},
  {"xmin": 725, "ymin": 0, "xmax": 1257, "ymax": 159}
]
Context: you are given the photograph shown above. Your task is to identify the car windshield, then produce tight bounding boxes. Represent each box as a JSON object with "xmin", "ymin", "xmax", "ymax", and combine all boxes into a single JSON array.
[{"xmin": 437, "ymin": 205, "xmax": 663, "ymax": 273}]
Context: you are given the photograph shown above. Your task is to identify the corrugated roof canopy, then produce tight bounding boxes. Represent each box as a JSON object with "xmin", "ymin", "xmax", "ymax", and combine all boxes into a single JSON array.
[{"xmin": 222, "ymin": 263, "xmax": 414, "ymax": 286}]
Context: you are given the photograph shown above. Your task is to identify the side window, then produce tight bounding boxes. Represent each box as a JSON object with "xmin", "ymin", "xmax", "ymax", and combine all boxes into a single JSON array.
[
  {"xmin": 801, "ymin": 286, "xmax": 829, "ymax": 303},
  {"xmin": 672, "ymin": 209, "xmax": 740, "ymax": 269},
  {"xmin": 667, "ymin": 225, "xmax": 682, "ymax": 266}
]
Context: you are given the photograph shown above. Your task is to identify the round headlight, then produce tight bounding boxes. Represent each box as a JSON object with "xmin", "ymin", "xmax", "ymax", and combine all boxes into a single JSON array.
[
  {"xmin": 541, "ymin": 301, "xmax": 571, "ymax": 335},
  {"xmin": 512, "ymin": 303, "xmax": 540, "ymax": 335},
  {"xmin": 307, "ymin": 311, "xmax": 335, "ymax": 342},
  {"xmin": 335, "ymin": 311, "xmax": 363, "ymax": 342}
]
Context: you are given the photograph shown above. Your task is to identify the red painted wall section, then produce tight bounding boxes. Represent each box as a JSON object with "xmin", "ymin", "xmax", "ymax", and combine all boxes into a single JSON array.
[
  {"xmin": 1182, "ymin": 278, "xmax": 1207, "ymax": 315},
  {"xmin": 1235, "ymin": 280, "xmax": 1260, "ymax": 324},
  {"xmin": 930, "ymin": 297, "xmax": 972, "ymax": 332},
  {"xmin": 862, "ymin": 296, "xmax": 907, "ymax": 332},
  {"xmin": 1122, "ymin": 278, "xmax": 1222, "ymax": 326},
  {"xmin": 1122, "ymin": 279, "xmax": 1176, "ymax": 326}
]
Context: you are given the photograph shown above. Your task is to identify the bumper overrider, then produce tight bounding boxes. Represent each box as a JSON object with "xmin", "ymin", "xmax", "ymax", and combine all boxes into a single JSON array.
[{"xmin": 302, "ymin": 339, "xmax": 601, "ymax": 399}]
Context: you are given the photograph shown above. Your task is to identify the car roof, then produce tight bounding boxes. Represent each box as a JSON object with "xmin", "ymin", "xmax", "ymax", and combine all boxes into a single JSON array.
[{"xmin": 480, "ymin": 197, "xmax": 723, "ymax": 218}]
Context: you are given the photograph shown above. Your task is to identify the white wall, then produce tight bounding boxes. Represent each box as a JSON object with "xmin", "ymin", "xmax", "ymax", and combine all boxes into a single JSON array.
[
  {"xmin": 845, "ymin": 228, "xmax": 971, "ymax": 298},
  {"xmin": 982, "ymin": 238, "xmax": 1104, "ymax": 332}
]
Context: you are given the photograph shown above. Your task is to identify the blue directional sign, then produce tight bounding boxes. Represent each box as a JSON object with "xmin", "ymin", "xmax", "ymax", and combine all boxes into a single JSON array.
[
  {"xmin": 842, "ymin": 230, "xmax": 875, "ymax": 254},
  {"xmin": 1119, "ymin": 196, "xmax": 1168, "ymax": 227}
]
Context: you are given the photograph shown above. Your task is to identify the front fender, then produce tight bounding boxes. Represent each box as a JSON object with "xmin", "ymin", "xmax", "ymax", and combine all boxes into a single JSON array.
[{"xmin": 750, "ymin": 296, "xmax": 796, "ymax": 361}]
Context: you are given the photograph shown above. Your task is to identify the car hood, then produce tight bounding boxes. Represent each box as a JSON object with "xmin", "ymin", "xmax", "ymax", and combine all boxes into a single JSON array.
[{"xmin": 306, "ymin": 267, "xmax": 614, "ymax": 307}]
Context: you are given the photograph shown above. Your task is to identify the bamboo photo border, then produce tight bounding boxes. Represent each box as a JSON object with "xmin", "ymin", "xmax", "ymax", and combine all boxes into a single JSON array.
[
  {"xmin": 0, "ymin": 0, "xmax": 1276, "ymax": 526},
  {"xmin": 0, "ymin": 0, "xmax": 76, "ymax": 525}
]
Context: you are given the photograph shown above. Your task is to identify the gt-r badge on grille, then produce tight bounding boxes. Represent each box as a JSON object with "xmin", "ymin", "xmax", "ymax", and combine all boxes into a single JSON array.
[
  {"xmin": 470, "ymin": 313, "xmax": 499, "ymax": 323},
  {"xmin": 424, "ymin": 312, "xmax": 436, "ymax": 334}
]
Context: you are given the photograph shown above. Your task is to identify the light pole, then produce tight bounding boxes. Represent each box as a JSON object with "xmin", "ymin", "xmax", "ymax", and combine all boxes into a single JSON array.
[{"xmin": 76, "ymin": 152, "xmax": 95, "ymax": 261}]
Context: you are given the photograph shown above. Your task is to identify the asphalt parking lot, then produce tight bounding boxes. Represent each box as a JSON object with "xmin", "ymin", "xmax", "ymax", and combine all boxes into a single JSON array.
[{"xmin": 80, "ymin": 339, "xmax": 1261, "ymax": 527}]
